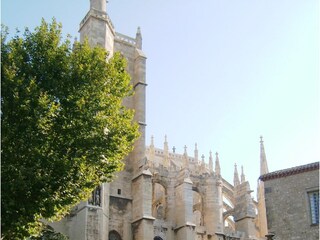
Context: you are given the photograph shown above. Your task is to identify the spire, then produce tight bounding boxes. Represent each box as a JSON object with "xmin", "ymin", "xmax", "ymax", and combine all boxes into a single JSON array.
[
  {"xmin": 136, "ymin": 26, "xmax": 142, "ymax": 49},
  {"xmin": 149, "ymin": 135, "xmax": 155, "ymax": 153},
  {"xmin": 163, "ymin": 135, "xmax": 169, "ymax": 167},
  {"xmin": 241, "ymin": 165, "xmax": 246, "ymax": 183},
  {"xmin": 215, "ymin": 152, "xmax": 221, "ymax": 176},
  {"xmin": 209, "ymin": 151, "xmax": 213, "ymax": 172},
  {"xmin": 73, "ymin": 36, "xmax": 78, "ymax": 47},
  {"xmin": 194, "ymin": 143, "xmax": 199, "ymax": 162},
  {"xmin": 90, "ymin": 0, "xmax": 106, "ymax": 12},
  {"xmin": 201, "ymin": 154, "xmax": 205, "ymax": 165},
  {"xmin": 234, "ymin": 163, "xmax": 240, "ymax": 186},
  {"xmin": 200, "ymin": 154, "xmax": 206, "ymax": 173},
  {"xmin": 257, "ymin": 136, "xmax": 269, "ymax": 237},
  {"xmin": 260, "ymin": 136, "xmax": 269, "ymax": 175},
  {"xmin": 137, "ymin": 26, "xmax": 141, "ymax": 34},
  {"xmin": 183, "ymin": 145, "xmax": 189, "ymax": 168},
  {"xmin": 149, "ymin": 135, "xmax": 155, "ymax": 163},
  {"xmin": 164, "ymin": 135, "xmax": 168, "ymax": 153}
]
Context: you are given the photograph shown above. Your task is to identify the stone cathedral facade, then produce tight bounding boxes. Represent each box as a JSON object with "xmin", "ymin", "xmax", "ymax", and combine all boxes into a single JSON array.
[{"xmin": 51, "ymin": 1, "xmax": 269, "ymax": 239}]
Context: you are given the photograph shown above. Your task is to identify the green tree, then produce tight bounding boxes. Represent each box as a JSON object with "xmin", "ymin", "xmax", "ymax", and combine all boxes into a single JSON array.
[
  {"xmin": 1, "ymin": 19, "xmax": 139, "ymax": 239},
  {"xmin": 30, "ymin": 225, "xmax": 69, "ymax": 240}
]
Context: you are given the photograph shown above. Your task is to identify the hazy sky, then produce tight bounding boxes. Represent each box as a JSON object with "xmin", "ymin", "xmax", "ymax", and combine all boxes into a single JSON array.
[{"xmin": 2, "ymin": 0, "xmax": 319, "ymax": 193}]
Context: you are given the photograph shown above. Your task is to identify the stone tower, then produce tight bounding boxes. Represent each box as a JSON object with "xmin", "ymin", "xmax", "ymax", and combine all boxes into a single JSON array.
[
  {"xmin": 51, "ymin": 1, "xmax": 150, "ymax": 239},
  {"xmin": 79, "ymin": 0, "xmax": 114, "ymax": 54}
]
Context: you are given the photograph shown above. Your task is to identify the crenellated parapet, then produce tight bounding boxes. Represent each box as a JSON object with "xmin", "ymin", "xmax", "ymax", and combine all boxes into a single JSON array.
[{"xmin": 146, "ymin": 136, "xmax": 218, "ymax": 177}]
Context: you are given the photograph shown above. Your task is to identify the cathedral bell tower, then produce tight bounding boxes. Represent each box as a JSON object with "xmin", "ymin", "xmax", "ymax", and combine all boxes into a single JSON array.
[
  {"xmin": 79, "ymin": 0, "xmax": 115, "ymax": 55},
  {"xmin": 77, "ymin": 1, "xmax": 151, "ymax": 240}
]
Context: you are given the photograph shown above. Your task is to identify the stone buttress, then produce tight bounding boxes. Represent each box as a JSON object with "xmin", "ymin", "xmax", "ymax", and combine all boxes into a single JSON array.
[{"xmin": 233, "ymin": 164, "xmax": 257, "ymax": 239}]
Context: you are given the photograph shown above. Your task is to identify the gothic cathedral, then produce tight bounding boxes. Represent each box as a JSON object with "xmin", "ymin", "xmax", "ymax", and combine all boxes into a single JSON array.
[{"xmin": 51, "ymin": 1, "xmax": 269, "ymax": 239}]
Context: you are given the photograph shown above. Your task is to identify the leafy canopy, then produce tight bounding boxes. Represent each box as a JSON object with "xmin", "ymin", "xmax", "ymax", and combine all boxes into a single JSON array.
[
  {"xmin": 30, "ymin": 225, "xmax": 69, "ymax": 240},
  {"xmin": 1, "ymin": 19, "xmax": 139, "ymax": 239}
]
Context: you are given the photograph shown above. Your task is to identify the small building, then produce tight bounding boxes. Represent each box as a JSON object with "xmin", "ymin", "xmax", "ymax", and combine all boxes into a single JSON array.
[{"xmin": 259, "ymin": 162, "xmax": 319, "ymax": 240}]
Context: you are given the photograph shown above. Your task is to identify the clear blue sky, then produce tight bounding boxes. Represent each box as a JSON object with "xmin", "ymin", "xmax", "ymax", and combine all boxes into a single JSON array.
[{"xmin": 2, "ymin": 0, "xmax": 319, "ymax": 194}]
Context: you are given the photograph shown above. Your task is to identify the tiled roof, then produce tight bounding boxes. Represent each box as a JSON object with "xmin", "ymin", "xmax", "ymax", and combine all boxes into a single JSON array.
[{"xmin": 259, "ymin": 162, "xmax": 319, "ymax": 181}]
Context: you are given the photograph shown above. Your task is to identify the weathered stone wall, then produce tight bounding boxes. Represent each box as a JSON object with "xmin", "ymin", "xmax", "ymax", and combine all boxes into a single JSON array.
[
  {"xmin": 233, "ymin": 181, "xmax": 257, "ymax": 238},
  {"xmin": 203, "ymin": 175, "xmax": 223, "ymax": 235},
  {"xmin": 264, "ymin": 169, "xmax": 319, "ymax": 239},
  {"xmin": 109, "ymin": 195, "xmax": 132, "ymax": 239},
  {"xmin": 68, "ymin": 209, "xmax": 87, "ymax": 240},
  {"xmin": 79, "ymin": 9, "xmax": 115, "ymax": 55},
  {"xmin": 110, "ymin": 171, "xmax": 133, "ymax": 199},
  {"xmin": 114, "ymin": 36, "xmax": 136, "ymax": 114}
]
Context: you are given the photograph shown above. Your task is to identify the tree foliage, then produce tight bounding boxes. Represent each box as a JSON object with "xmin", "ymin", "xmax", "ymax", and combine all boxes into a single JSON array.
[
  {"xmin": 30, "ymin": 225, "xmax": 69, "ymax": 240},
  {"xmin": 1, "ymin": 19, "xmax": 139, "ymax": 239}
]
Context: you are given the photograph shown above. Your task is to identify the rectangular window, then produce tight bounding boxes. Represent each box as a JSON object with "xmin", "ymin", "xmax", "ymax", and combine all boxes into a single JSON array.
[{"xmin": 308, "ymin": 191, "xmax": 319, "ymax": 225}]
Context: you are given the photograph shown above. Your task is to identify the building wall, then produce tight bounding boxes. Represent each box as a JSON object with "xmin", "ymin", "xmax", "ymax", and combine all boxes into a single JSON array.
[{"xmin": 263, "ymin": 169, "xmax": 319, "ymax": 239}]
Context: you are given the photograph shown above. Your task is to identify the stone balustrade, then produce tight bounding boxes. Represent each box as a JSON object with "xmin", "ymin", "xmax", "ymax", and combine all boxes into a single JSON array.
[{"xmin": 115, "ymin": 32, "xmax": 136, "ymax": 46}]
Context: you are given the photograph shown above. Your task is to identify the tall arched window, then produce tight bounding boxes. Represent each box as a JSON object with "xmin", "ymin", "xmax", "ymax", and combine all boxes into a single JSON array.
[{"xmin": 152, "ymin": 183, "xmax": 166, "ymax": 219}]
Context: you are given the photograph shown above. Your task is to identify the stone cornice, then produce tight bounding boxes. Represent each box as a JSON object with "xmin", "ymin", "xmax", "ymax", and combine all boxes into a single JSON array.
[
  {"xmin": 79, "ymin": 9, "xmax": 115, "ymax": 35},
  {"xmin": 259, "ymin": 162, "xmax": 319, "ymax": 181},
  {"xmin": 131, "ymin": 215, "xmax": 155, "ymax": 224},
  {"xmin": 132, "ymin": 168, "xmax": 153, "ymax": 181},
  {"xmin": 174, "ymin": 222, "xmax": 196, "ymax": 231}
]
